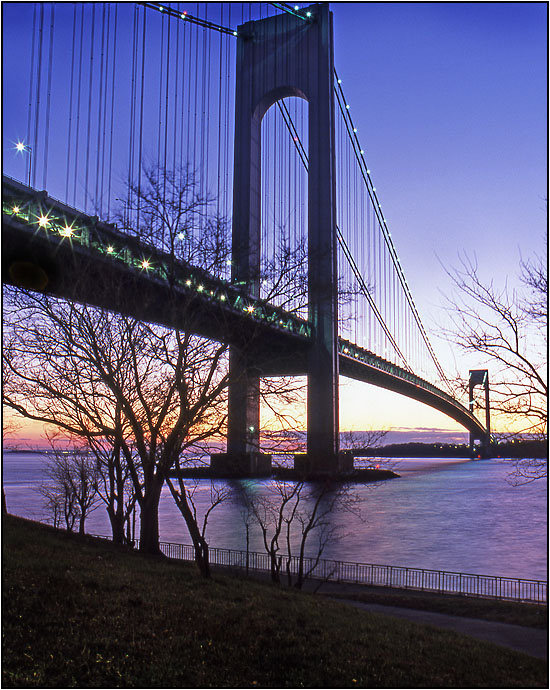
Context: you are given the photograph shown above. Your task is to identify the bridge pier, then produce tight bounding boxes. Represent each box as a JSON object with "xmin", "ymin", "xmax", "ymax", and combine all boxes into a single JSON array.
[
  {"xmin": 468, "ymin": 369, "xmax": 491, "ymax": 457},
  {"xmin": 218, "ymin": 4, "xmax": 342, "ymax": 476},
  {"xmin": 214, "ymin": 347, "xmax": 272, "ymax": 476}
]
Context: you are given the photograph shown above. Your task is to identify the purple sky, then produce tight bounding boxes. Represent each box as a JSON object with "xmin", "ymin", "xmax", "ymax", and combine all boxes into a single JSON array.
[
  {"xmin": 331, "ymin": 2, "xmax": 546, "ymax": 433},
  {"xmin": 3, "ymin": 2, "xmax": 547, "ymax": 440}
]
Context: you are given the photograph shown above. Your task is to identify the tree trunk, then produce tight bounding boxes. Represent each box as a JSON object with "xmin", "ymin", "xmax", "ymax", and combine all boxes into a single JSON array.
[
  {"xmin": 79, "ymin": 514, "xmax": 86, "ymax": 535},
  {"xmin": 194, "ymin": 538, "xmax": 210, "ymax": 579},
  {"xmin": 139, "ymin": 481, "xmax": 163, "ymax": 555},
  {"xmin": 107, "ymin": 507, "xmax": 126, "ymax": 545}
]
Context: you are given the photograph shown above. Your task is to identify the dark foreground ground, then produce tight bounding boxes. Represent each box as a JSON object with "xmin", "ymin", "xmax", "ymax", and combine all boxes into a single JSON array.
[{"xmin": 2, "ymin": 515, "xmax": 548, "ymax": 688}]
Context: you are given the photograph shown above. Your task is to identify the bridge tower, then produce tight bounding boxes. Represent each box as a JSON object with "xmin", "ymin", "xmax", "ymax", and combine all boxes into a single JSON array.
[
  {"xmin": 223, "ymin": 3, "xmax": 341, "ymax": 474},
  {"xmin": 468, "ymin": 369, "xmax": 491, "ymax": 456}
]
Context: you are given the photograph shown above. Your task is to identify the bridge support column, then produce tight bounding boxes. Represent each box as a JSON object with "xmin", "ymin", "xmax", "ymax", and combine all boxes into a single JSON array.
[
  {"xmin": 468, "ymin": 369, "xmax": 491, "ymax": 457},
  {"xmin": 213, "ymin": 348, "xmax": 271, "ymax": 476},
  {"xmin": 223, "ymin": 4, "xmax": 341, "ymax": 476}
]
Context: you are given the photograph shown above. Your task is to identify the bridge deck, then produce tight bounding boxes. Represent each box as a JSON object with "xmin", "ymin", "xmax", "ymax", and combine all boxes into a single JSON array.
[{"xmin": 2, "ymin": 176, "xmax": 485, "ymax": 437}]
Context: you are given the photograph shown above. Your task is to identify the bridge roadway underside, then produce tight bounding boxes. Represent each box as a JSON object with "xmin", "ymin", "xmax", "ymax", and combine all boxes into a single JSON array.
[{"xmin": 2, "ymin": 212, "xmax": 485, "ymax": 437}]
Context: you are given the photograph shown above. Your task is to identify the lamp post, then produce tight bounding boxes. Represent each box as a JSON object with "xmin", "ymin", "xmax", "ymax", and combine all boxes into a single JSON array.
[{"xmin": 15, "ymin": 141, "xmax": 32, "ymax": 186}]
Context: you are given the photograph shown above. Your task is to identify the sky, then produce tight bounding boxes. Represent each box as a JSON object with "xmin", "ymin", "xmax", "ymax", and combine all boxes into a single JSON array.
[
  {"xmin": 333, "ymin": 1, "xmax": 547, "ymax": 434},
  {"xmin": 3, "ymin": 2, "xmax": 547, "ymax": 445}
]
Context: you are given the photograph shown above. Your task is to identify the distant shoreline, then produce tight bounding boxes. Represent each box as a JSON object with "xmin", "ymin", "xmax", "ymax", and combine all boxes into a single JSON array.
[{"xmin": 6, "ymin": 439, "xmax": 546, "ymax": 460}]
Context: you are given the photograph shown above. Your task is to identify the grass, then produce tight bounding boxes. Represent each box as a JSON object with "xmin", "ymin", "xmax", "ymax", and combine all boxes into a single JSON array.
[{"xmin": 3, "ymin": 514, "xmax": 548, "ymax": 688}]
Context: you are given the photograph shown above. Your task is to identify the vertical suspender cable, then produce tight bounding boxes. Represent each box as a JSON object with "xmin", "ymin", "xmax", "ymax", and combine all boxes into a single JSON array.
[
  {"xmin": 42, "ymin": 4, "xmax": 55, "ymax": 190},
  {"xmin": 173, "ymin": 3, "xmax": 180, "ymax": 177},
  {"xmin": 32, "ymin": 4, "xmax": 44, "ymax": 189},
  {"xmin": 107, "ymin": 4, "xmax": 118, "ymax": 218},
  {"xmin": 95, "ymin": 5, "xmax": 106, "ymax": 217},
  {"xmin": 100, "ymin": 6, "xmax": 111, "ymax": 220},
  {"xmin": 26, "ymin": 4, "xmax": 37, "ymax": 188},
  {"xmin": 73, "ymin": 5, "xmax": 84, "ymax": 204},
  {"xmin": 137, "ymin": 7, "xmax": 147, "ymax": 232},
  {"xmin": 128, "ymin": 5, "xmax": 138, "ymax": 227},
  {"xmin": 84, "ymin": 4, "xmax": 96, "ymax": 211},
  {"xmin": 157, "ymin": 11, "xmax": 164, "ymax": 177},
  {"xmin": 66, "ymin": 4, "xmax": 77, "ymax": 202},
  {"xmin": 162, "ymin": 9, "xmax": 171, "ymax": 216}
]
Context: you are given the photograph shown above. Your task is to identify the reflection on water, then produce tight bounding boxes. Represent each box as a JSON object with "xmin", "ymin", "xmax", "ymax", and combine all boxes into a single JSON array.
[{"xmin": 3, "ymin": 452, "xmax": 547, "ymax": 580}]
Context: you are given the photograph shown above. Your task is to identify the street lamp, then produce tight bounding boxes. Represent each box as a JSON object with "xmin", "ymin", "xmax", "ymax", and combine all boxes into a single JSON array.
[{"xmin": 15, "ymin": 141, "xmax": 32, "ymax": 186}]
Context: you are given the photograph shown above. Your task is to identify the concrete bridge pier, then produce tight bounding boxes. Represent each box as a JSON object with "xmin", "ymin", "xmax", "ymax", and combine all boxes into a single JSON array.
[
  {"xmin": 211, "ymin": 348, "xmax": 272, "ymax": 476},
  {"xmin": 468, "ymin": 369, "xmax": 491, "ymax": 457}
]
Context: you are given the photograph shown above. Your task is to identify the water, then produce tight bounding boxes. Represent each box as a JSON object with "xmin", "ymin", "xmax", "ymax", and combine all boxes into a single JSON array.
[{"xmin": 3, "ymin": 452, "xmax": 546, "ymax": 581}]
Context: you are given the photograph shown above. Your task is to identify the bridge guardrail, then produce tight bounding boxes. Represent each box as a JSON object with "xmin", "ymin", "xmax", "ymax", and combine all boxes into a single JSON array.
[{"xmin": 125, "ymin": 537, "xmax": 546, "ymax": 604}]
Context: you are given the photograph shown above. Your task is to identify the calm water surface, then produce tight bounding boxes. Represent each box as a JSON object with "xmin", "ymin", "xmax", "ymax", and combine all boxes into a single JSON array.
[{"xmin": 3, "ymin": 452, "xmax": 546, "ymax": 580}]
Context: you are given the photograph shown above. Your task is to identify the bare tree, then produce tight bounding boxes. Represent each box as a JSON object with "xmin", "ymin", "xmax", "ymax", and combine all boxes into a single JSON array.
[
  {"xmin": 3, "ymin": 160, "xmax": 315, "ymax": 564},
  {"xmin": 3, "ymin": 287, "xmax": 230, "ymax": 555},
  {"xmin": 236, "ymin": 480, "xmax": 361, "ymax": 589},
  {"xmin": 340, "ymin": 429, "xmax": 389, "ymax": 452},
  {"xmin": 442, "ymin": 253, "xmax": 547, "ymax": 443},
  {"xmin": 165, "ymin": 477, "xmax": 232, "ymax": 577},
  {"xmin": 87, "ymin": 434, "xmax": 137, "ymax": 545},
  {"xmin": 37, "ymin": 438, "xmax": 99, "ymax": 534}
]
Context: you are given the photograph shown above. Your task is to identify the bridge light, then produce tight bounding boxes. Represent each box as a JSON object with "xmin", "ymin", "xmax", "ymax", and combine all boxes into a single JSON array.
[
  {"xmin": 337, "ymin": 79, "xmax": 342, "ymax": 84},
  {"xmin": 185, "ymin": 279, "xmax": 192, "ymax": 286},
  {"xmin": 178, "ymin": 232, "xmax": 185, "ymax": 240},
  {"xmin": 38, "ymin": 215, "xmax": 49, "ymax": 227},
  {"xmin": 249, "ymin": 426, "xmax": 255, "ymax": 433},
  {"xmin": 245, "ymin": 305, "xmax": 254, "ymax": 313},
  {"xmin": 141, "ymin": 259, "xmax": 150, "ymax": 269},
  {"xmin": 61, "ymin": 225, "xmax": 74, "ymax": 237},
  {"xmin": 15, "ymin": 141, "xmax": 31, "ymax": 153},
  {"xmin": 220, "ymin": 294, "xmax": 226, "ymax": 301},
  {"xmin": 294, "ymin": 5, "xmax": 299, "ymax": 9},
  {"xmin": 197, "ymin": 284, "xmax": 204, "ymax": 292},
  {"xmin": 360, "ymin": 150, "xmax": 364, "ymax": 155},
  {"xmin": 107, "ymin": 245, "xmax": 114, "ymax": 254},
  {"xmin": 12, "ymin": 205, "xmax": 20, "ymax": 213},
  {"xmin": 233, "ymin": 31, "xmax": 238, "ymax": 36},
  {"xmin": 366, "ymin": 169, "xmax": 370, "ymax": 174},
  {"xmin": 353, "ymin": 128, "xmax": 357, "ymax": 133},
  {"xmin": 345, "ymin": 104, "xmax": 350, "ymax": 109},
  {"xmin": 306, "ymin": 11, "xmax": 311, "ymax": 17}
]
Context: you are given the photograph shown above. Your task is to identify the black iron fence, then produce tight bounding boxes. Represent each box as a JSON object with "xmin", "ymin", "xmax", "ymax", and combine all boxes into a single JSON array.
[{"xmin": 131, "ymin": 538, "xmax": 546, "ymax": 604}]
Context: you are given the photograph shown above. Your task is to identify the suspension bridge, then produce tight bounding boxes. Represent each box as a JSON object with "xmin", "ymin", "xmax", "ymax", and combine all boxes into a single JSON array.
[{"xmin": 2, "ymin": 2, "xmax": 490, "ymax": 474}]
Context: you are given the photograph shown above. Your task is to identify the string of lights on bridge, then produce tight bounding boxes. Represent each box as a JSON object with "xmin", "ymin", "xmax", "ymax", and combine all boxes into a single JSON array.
[
  {"xmin": 134, "ymin": 1, "xmax": 451, "ymax": 392},
  {"xmin": 3, "ymin": 176, "xmax": 467, "ymax": 420},
  {"xmin": 10, "ymin": 1, "xmax": 455, "ymax": 399}
]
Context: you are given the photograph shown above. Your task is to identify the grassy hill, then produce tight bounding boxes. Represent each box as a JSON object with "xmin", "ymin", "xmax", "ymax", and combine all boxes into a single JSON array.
[{"xmin": 2, "ymin": 515, "xmax": 547, "ymax": 688}]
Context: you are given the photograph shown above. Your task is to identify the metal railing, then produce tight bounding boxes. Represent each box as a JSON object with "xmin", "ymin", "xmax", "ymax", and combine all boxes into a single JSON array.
[{"xmin": 129, "ymin": 538, "xmax": 546, "ymax": 604}]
